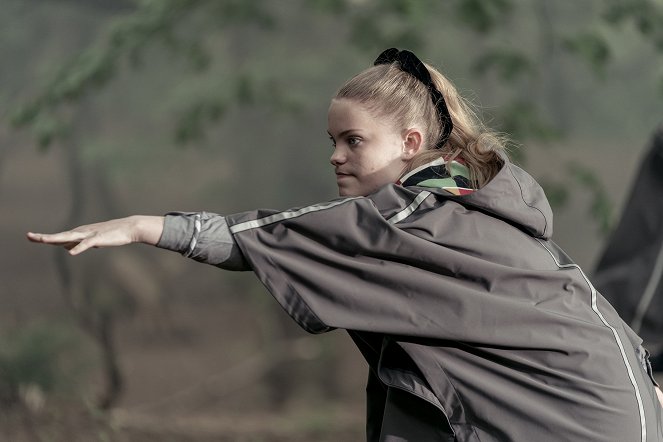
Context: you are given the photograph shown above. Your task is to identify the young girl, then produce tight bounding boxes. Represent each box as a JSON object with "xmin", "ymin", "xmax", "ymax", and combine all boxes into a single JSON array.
[{"xmin": 28, "ymin": 49, "xmax": 663, "ymax": 441}]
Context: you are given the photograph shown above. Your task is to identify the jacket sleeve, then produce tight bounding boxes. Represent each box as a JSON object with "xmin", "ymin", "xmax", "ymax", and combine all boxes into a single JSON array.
[
  {"xmin": 155, "ymin": 186, "xmax": 446, "ymax": 336},
  {"xmin": 222, "ymin": 186, "xmax": 510, "ymax": 337},
  {"xmin": 222, "ymin": 186, "xmax": 449, "ymax": 335},
  {"xmin": 156, "ymin": 211, "xmax": 250, "ymax": 271}
]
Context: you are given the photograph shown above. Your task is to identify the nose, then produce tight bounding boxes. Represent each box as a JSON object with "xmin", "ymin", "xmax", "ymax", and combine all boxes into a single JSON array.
[{"xmin": 330, "ymin": 146, "xmax": 346, "ymax": 167}]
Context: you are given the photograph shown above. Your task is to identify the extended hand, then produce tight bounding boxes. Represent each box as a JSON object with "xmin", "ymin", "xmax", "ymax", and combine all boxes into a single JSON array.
[{"xmin": 26, "ymin": 215, "xmax": 164, "ymax": 256}]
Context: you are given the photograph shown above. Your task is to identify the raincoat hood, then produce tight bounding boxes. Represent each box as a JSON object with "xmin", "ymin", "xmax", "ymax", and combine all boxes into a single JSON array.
[{"xmin": 401, "ymin": 158, "xmax": 553, "ymax": 240}]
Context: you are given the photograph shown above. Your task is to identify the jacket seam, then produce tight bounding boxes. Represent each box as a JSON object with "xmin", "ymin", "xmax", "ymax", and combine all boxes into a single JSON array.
[
  {"xmin": 535, "ymin": 238, "xmax": 647, "ymax": 442},
  {"xmin": 508, "ymin": 164, "xmax": 548, "ymax": 237}
]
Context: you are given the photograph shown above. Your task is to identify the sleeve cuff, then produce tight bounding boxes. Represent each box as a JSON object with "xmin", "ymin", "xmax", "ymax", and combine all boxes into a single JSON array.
[
  {"xmin": 156, "ymin": 211, "xmax": 249, "ymax": 271},
  {"xmin": 156, "ymin": 212, "xmax": 198, "ymax": 254}
]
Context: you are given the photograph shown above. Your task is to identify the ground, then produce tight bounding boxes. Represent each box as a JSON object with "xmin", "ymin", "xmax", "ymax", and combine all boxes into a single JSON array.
[{"xmin": 1, "ymin": 400, "xmax": 365, "ymax": 442}]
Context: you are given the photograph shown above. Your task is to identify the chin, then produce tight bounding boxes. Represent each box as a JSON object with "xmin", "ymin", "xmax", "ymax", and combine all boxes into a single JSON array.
[
  {"xmin": 338, "ymin": 186, "xmax": 359, "ymax": 197},
  {"xmin": 337, "ymin": 182, "xmax": 373, "ymax": 197},
  {"xmin": 336, "ymin": 185, "xmax": 347, "ymax": 196}
]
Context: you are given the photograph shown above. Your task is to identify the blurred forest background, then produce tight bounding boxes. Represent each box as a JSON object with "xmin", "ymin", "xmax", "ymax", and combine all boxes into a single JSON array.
[{"xmin": 1, "ymin": 0, "xmax": 662, "ymax": 440}]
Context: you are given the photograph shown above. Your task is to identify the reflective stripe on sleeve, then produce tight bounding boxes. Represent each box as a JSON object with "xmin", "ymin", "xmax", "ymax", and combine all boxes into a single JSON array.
[{"xmin": 229, "ymin": 197, "xmax": 360, "ymax": 234}]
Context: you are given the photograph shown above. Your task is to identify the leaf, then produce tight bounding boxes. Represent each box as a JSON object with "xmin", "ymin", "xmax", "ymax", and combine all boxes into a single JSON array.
[
  {"xmin": 454, "ymin": 0, "xmax": 513, "ymax": 34},
  {"xmin": 496, "ymin": 101, "xmax": 560, "ymax": 143},
  {"xmin": 472, "ymin": 49, "xmax": 532, "ymax": 82},
  {"xmin": 348, "ymin": 12, "xmax": 424, "ymax": 52},
  {"xmin": 236, "ymin": 74, "xmax": 255, "ymax": 105},
  {"xmin": 308, "ymin": 0, "xmax": 348, "ymax": 14},
  {"xmin": 383, "ymin": 0, "xmax": 430, "ymax": 18},
  {"xmin": 210, "ymin": 0, "xmax": 276, "ymax": 29},
  {"xmin": 539, "ymin": 179, "xmax": 570, "ymax": 209},
  {"xmin": 175, "ymin": 97, "xmax": 228, "ymax": 145},
  {"xmin": 602, "ymin": 2, "xmax": 636, "ymax": 25},
  {"xmin": 568, "ymin": 162, "xmax": 613, "ymax": 236},
  {"xmin": 10, "ymin": 102, "xmax": 41, "ymax": 128},
  {"xmin": 602, "ymin": 0, "xmax": 663, "ymax": 53},
  {"xmin": 562, "ymin": 32, "xmax": 611, "ymax": 77},
  {"xmin": 34, "ymin": 115, "xmax": 68, "ymax": 150}
]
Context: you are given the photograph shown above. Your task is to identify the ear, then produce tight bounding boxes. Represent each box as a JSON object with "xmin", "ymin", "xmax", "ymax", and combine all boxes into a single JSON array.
[{"xmin": 401, "ymin": 128, "xmax": 423, "ymax": 160}]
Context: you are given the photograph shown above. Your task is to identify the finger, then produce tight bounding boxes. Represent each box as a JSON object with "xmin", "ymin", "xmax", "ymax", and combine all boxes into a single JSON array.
[
  {"xmin": 26, "ymin": 232, "xmax": 47, "ymax": 243},
  {"xmin": 27, "ymin": 231, "xmax": 89, "ymax": 245},
  {"xmin": 69, "ymin": 239, "xmax": 95, "ymax": 256}
]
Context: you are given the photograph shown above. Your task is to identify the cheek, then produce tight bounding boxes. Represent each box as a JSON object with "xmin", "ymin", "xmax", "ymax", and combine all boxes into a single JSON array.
[{"xmin": 370, "ymin": 149, "xmax": 403, "ymax": 172}]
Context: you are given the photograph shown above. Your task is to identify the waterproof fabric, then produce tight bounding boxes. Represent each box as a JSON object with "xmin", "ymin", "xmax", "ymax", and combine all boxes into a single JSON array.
[
  {"xmin": 158, "ymin": 160, "xmax": 663, "ymax": 441},
  {"xmin": 594, "ymin": 123, "xmax": 663, "ymax": 357}
]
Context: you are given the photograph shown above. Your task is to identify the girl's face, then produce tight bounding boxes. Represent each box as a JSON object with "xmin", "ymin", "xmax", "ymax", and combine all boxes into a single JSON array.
[{"xmin": 327, "ymin": 98, "xmax": 413, "ymax": 197}]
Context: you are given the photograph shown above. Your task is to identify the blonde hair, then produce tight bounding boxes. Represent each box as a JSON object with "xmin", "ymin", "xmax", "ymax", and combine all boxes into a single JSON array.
[{"xmin": 334, "ymin": 62, "xmax": 507, "ymax": 188}]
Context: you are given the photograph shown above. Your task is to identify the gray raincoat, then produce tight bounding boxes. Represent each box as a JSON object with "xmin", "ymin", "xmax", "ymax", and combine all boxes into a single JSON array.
[{"xmin": 158, "ymin": 159, "xmax": 663, "ymax": 441}]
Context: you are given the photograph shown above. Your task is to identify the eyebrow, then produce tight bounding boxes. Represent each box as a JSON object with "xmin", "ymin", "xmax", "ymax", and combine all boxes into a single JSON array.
[{"xmin": 327, "ymin": 129, "xmax": 362, "ymax": 138}]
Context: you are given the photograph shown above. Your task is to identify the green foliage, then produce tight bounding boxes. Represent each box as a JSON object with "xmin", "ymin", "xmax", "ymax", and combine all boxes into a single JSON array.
[
  {"xmin": 472, "ymin": 48, "xmax": 532, "ymax": 82},
  {"xmin": 9, "ymin": 0, "xmax": 277, "ymax": 149},
  {"xmin": 0, "ymin": 322, "xmax": 90, "ymax": 406},
  {"xmin": 347, "ymin": 13, "xmax": 421, "ymax": 51},
  {"xmin": 540, "ymin": 163, "xmax": 613, "ymax": 237},
  {"xmin": 32, "ymin": 114, "xmax": 69, "ymax": 151},
  {"xmin": 317, "ymin": 0, "xmax": 444, "ymax": 52},
  {"xmin": 308, "ymin": 0, "xmax": 348, "ymax": 14},
  {"xmin": 10, "ymin": 0, "xmax": 199, "ymax": 144},
  {"xmin": 568, "ymin": 162, "xmax": 613, "ymax": 236},
  {"xmin": 540, "ymin": 179, "xmax": 570, "ymax": 210},
  {"xmin": 206, "ymin": 0, "xmax": 275, "ymax": 28},
  {"xmin": 454, "ymin": 0, "xmax": 513, "ymax": 33},
  {"xmin": 6, "ymin": 0, "xmax": 662, "ymax": 234},
  {"xmin": 496, "ymin": 101, "xmax": 560, "ymax": 144},
  {"xmin": 602, "ymin": 0, "xmax": 663, "ymax": 90},
  {"xmin": 563, "ymin": 32, "xmax": 611, "ymax": 77},
  {"xmin": 175, "ymin": 96, "xmax": 228, "ymax": 145},
  {"xmin": 603, "ymin": 0, "xmax": 663, "ymax": 51},
  {"xmin": 174, "ymin": 74, "xmax": 303, "ymax": 145},
  {"xmin": 349, "ymin": 14, "xmax": 424, "ymax": 52}
]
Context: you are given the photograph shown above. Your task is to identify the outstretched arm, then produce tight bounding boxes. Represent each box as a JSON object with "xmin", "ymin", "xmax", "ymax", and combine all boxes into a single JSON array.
[{"xmin": 26, "ymin": 215, "xmax": 164, "ymax": 255}]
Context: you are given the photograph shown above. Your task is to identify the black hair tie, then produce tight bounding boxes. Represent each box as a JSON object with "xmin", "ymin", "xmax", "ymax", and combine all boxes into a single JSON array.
[{"xmin": 374, "ymin": 48, "xmax": 453, "ymax": 149}]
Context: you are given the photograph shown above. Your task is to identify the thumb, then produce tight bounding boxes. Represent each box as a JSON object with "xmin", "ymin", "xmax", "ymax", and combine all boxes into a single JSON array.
[{"xmin": 68, "ymin": 239, "xmax": 95, "ymax": 256}]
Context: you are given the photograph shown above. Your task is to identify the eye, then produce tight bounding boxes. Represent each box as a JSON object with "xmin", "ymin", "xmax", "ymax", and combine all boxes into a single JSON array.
[
  {"xmin": 328, "ymin": 135, "xmax": 336, "ymax": 148},
  {"xmin": 348, "ymin": 136, "xmax": 361, "ymax": 146}
]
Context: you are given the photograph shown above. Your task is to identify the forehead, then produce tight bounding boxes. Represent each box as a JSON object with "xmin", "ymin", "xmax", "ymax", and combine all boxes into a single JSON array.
[{"xmin": 327, "ymin": 98, "xmax": 388, "ymax": 132}]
